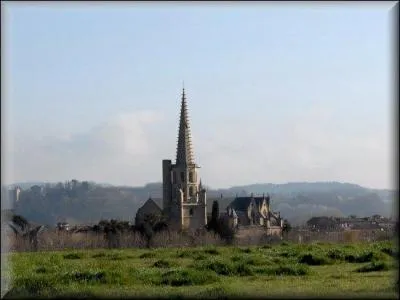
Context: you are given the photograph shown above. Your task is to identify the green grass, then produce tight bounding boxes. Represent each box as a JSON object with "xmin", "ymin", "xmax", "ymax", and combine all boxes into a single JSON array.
[{"xmin": 5, "ymin": 241, "xmax": 398, "ymax": 298}]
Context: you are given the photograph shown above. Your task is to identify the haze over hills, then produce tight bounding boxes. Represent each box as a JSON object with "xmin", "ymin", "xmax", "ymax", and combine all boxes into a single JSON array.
[{"xmin": 3, "ymin": 181, "xmax": 396, "ymax": 226}]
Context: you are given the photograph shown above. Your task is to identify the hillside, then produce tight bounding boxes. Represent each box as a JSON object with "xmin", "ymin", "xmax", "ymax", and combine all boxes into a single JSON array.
[{"xmin": 4, "ymin": 181, "xmax": 396, "ymax": 226}]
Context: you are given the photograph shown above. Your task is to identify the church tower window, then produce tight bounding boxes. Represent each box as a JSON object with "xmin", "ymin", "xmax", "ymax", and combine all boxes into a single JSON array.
[
  {"xmin": 189, "ymin": 208, "xmax": 194, "ymax": 216},
  {"xmin": 189, "ymin": 171, "xmax": 194, "ymax": 183},
  {"xmin": 172, "ymin": 171, "xmax": 177, "ymax": 184},
  {"xmin": 189, "ymin": 186, "xmax": 195, "ymax": 196},
  {"xmin": 180, "ymin": 172, "xmax": 185, "ymax": 182}
]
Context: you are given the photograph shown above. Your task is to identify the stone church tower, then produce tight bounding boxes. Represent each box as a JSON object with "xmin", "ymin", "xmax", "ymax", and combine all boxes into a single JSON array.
[{"xmin": 162, "ymin": 88, "xmax": 207, "ymax": 231}]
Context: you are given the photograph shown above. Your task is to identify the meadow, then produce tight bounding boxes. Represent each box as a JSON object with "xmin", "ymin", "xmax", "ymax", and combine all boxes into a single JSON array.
[{"xmin": 5, "ymin": 240, "xmax": 399, "ymax": 299}]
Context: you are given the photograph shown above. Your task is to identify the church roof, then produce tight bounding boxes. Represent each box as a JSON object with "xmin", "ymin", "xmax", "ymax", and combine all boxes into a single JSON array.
[
  {"xmin": 227, "ymin": 196, "xmax": 266, "ymax": 211},
  {"xmin": 176, "ymin": 88, "xmax": 195, "ymax": 165},
  {"xmin": 138, "ymin": 198, "xmax": 163, "ymax": 212}
]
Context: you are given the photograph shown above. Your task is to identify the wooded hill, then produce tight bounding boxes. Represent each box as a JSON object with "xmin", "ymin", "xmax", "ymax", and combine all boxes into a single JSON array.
[{"xmin": 4, "ymin": 180, "xmax": 396, "ymax": 226}]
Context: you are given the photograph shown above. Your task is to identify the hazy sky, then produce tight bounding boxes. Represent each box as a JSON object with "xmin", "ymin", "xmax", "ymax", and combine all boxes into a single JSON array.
[{"xmin": 2, "ymin": 2, "xmax": 396, "ymax": 189}]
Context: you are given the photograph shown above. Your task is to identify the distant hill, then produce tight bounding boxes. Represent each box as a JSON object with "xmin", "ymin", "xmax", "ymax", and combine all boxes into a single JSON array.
[{"xmin": 5, "ymin": 181, "xmax": 396, "ymax": 226}]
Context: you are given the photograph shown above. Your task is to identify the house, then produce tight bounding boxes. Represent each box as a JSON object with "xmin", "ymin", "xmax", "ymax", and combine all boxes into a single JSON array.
[{"xmin": 224, "ymin": 193, "xmax": 283, "ymax": 237}]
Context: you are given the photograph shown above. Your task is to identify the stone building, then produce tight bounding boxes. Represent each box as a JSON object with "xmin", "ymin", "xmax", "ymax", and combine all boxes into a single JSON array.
[
  {"xmin": 162, "ymin": 88, "xmax": 207, "ymax": 232},
  {"xmin": 225, "ymin": 194, "xmax": 283, "ymax": 236},
  {"xmin": 136, "ymin": 88, "xmax": 207, "ymax": 232},
  {"xmin": 135, "ymin": 198, "xmax": 163, "ymax": 226}
]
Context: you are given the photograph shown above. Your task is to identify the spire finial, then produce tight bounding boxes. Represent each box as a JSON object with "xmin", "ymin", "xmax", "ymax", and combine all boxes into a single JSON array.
[{"xmin": 176, "ymin": 85, "xmax": 194, "ymax": 165}]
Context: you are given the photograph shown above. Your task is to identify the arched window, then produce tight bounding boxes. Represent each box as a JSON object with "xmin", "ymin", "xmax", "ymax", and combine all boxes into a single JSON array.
[
  {"xmin": 189, "ymin": 172, "xmax": 194, "ymax": 183},
  {"xmin": 189, "ymin": 186, "xmax": 195, "ymax": 196},
  {"xmin": 189, "ymin": 208, "xmax": 194, "ymax": 216}
]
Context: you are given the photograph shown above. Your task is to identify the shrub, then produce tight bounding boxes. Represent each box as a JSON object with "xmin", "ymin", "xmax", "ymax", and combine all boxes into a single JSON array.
[
  {"xmin": 35, "ymin": 266, "xmax": 47, "ymax": 274},
  {"xmin": 239, "ymin": 247, "xmax": 252, "ymax": 253},
  {"xmin": 279, "ymin": 248, "xmax": 300, "ymax": 258},
  {"xmin": 356, "ymin": 261, "xmax": 390, "ymax": 273},
  {"xmin": 129, "ymin": 267, "xmax": 163, "ymax": 285},
  {"xmin": 254, "ymin": 264, "xmax": 309, "ymax": 276},
  {"xmin": 345, "ymin": 251, "xmax": 386, "ymax": 263},
  {"xmin": 298, "ymin": 253, "xmax": 333, "ymax": 266},
  {"xmin": 381, "ymin": 247, "xmax": 398, "ymax": 259},
  {"xmin": 63, "ymin": 253, "xmax": 82, "ymax": 260},
  {"xmin": 92, "ymin": 252, "xmax": 106, "ymax": 258},
  {"xmin": 13, "ymin": 276, "xmax": 55, "ymax": 296},
  {"xmin": 176, "ymin": 250, "xmax": 194, "ymax": 258},
  {"xmin": 327, "ymin": 249, "xmax": 346, "ymax": 260},
  {"xmin": 193, "ymin": 259, "xmax": 253, "ymax": 276},
  {"xmin": 231, "ymin": 255, "xmax": 268, "ymax": 266},
  {"xmin": 234, "ymin": 262, "xmax": 254, "ymax": 276},
  {"xmin": 139, "ymin": 252, "xmax": 156, "ymax": 259},
  {"xmin": 195, "ymin": 286, "xmax": 228, "ymax": 298},
  {"xmin": 193, "ymin": 253, "xmax": 207, "ymax": 260},
  {"xmin": 204, "ymin": 248, "xmax": 219, "ymax": 255},
  {"xmin": 61, "ymin": 270, "xmax": 106, "ymax": 284},
  {"xmin": 160, "ymin": 269, "xmax": 218, "ymax": 286},
  {"xmin": 196, "ymin": 260, "xmax": 235, "ymax": 275},
  {"xmin": 153, "ymin": 259, "xmax": 173, "ymax": 268}
]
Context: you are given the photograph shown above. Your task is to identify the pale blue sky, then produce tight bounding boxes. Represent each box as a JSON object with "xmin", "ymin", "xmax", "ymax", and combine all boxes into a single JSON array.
[{"xmin": 2, "ymin": 2, "xmax": 395, "ymax": 189}]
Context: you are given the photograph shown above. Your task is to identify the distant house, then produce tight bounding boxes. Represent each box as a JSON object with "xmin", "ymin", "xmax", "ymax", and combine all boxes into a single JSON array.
[
  {"xmin": 135, "ymin": 198, "xmax": 163, "ymax": 226},
  {"xmin": 224, "ymin": 194, "xmax": 283, "ymax": 237}
]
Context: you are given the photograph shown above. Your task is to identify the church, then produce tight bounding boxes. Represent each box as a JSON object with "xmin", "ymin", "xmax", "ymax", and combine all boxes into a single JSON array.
[
  {"xmin": 135, "ymin": 88, "xmax": 207, "ymax": 232},
  {"xmin": 161, "ymin": 87, "xmax": 207, "ymax": 231},
  {"xmin": 135, "ymin": 87, "xmax": 283, "ymax": 236}
]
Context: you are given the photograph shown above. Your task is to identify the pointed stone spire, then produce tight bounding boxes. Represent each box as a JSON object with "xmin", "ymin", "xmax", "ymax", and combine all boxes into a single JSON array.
[{"xmin": 176, "ymin": 87, "xmax": 194, "ymax": 165}]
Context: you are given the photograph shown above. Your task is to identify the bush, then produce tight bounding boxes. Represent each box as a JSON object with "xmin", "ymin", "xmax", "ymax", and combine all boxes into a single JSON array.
[
  {"xmin": 196, "ymin": 260, "xmax": 235, "ymax": 275},
  {"xmin": 63, "ymin": 253, "xmax": 82, "ymax": 260},
  {"xmin": 153, "ymin": 259, "xmax": 173, "ymax": 268},
  {"xmin": 12, "ymin": 276, "xmax": 56, "ymax": 296},
  {"xmin": 176, "ymin": 250, "xmax": 195, "ymax": 258},
  {"xmin": 193, "ymin": 259, "xmax": 253, "ymax": 276},
  {"xmin": 234, "ymin": 262, "xmax": 254, "ymax": 276},
  {"xmin": 160, "ymin": 269, "xmax": 218, "ymax": 286},
  {"xmin": 195, "ymin": 286, "xmax": 228, "ymax": 298},
  {"xmin": 381, "ymin": 248, "xmax": 398, "ymax": 259},
  {"xmin": 61, "ymin": 270, "xmax": 106, "ymax": 284},
  {"xmin": 356, "ymin": 261, "xmax": 390, "ymax": 273},
  {"xmin": 239, "ymin": 247, "xmax": 252, "ymax": 253},
  {"xmin": 254, "ymin": 264, "xmax": 309, "ymax": 276},
  {"xmin": 327, "ymin": 249, "xmax": 346, "ymax": 260},
  {"xmin": 345, "ymin": 251, "xmax": 386, "ymax": 263},
  {"xmin": 35, "ymin": 266, "xmax": 47, "ymax": 274},
  {"xmin": 92, "ymin": 252, "xmax": 106, "ymax": 258},
  {"xmin": 298, "ymin": 253, "xmax": 333, "ymax": 266},
  {"xmin": 139, "ymin": 252, "xmax": 156, "ymax": 259},
  {"xmin": 231, "ymin": 255, "xmax": 267, "ymax": 266},
  {"xmin": 204, "ymin": 248, "xmax": 219, "ymax": 255}
]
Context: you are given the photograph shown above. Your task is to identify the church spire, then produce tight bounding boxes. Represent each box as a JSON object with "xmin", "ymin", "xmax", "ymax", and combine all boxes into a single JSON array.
[{"xmin": 176, "ymin": 86, "xmax": 195, "ymax": 165}]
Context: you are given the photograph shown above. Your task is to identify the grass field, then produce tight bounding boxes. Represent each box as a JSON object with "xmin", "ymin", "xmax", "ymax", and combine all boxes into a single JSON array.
[{"xmin": 5, "ymin": 240, "xmax": 399, "ymax": 299}]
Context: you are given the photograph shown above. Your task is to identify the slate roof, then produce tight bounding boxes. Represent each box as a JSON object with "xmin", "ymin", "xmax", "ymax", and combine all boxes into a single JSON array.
[
  {"xmin": 227, "ymin": 196, "xmax": 266, "ymax": 211},
  {"xmin": 151, "ymin": 198, "xmax": 163, "ymax": 209},
  {"xmin": 138, "ymin": 198, "xmax": 163, "ymax": 212}
]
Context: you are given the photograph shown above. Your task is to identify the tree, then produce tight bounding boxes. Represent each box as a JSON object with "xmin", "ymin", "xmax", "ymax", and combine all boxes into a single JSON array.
[
  {"xmin": 282, "ymin": 219, "xmax": 292, "ymax": 238},
  {"xmin": 12, "ymin": 215, "xmax": 29, "ymax": 233},
  {"xmin": 206, "ymin": 200, "xmax": 219, "ymax": 233},
  {"xmin": 8, "ymin": 213, "xmax": 46, "ymax": 251},
  {"xmin": 135, "ymin": 214, "xmax": 169, "ymax": 248},
  {"xmin": 205, "ymin": 200, "xmax": 235, "ymax": 244},
  {"xmin": 211, "ymin": 201, "xmax": 219, "ymax": 222}
]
